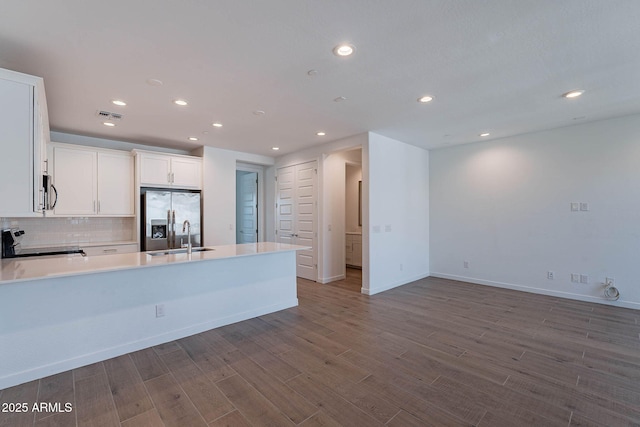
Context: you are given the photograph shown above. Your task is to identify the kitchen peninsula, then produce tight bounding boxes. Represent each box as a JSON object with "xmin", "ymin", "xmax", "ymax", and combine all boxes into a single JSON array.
[{"xmin": 0, "ymin": 242, "xmax": 305, "ymax": 390}]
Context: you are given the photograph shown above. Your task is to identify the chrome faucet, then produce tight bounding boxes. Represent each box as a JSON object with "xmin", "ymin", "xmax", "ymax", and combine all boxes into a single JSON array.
[{"xmin": 182, "ymin": 220, "xmax": 192, "ymax": 255}]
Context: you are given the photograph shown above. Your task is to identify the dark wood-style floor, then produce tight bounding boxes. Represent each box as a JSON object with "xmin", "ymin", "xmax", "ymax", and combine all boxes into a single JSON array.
[{"xmin": 2, "ymin": 270, "xmax": 640, "ymax": 426}]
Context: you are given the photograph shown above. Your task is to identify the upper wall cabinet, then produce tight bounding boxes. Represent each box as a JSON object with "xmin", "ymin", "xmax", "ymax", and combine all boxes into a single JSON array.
[
  {"xmin": 0, "ymin": 68, "xmax": 50, "ymax": 217},
  {"xmin": 51, "ymin": 143, "xmax": 134, "ymax": 216},
  {"xmin": 135, "ymin": 150, "xmax": 202, "ymax": 189}
]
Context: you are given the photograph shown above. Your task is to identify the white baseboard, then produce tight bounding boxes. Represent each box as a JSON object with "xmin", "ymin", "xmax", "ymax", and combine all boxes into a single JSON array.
[
  {"xmin": 430, "ymin": 272, "xmax": 640, "ymax": 310},
  {"xmin": 362, "ymin": 272, "xmax": 431, "ymax": 296},
  {"xmin": 319, "ymin": 274, "xmax": 346, "ymax": 284}
]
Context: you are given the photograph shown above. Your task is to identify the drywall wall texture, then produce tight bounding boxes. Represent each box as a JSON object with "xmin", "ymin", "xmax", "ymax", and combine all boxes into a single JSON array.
[
  {"xmin": 430, "ymin": 114, "xmax": 640, "ymax": 308},
  {"xmin": 365, "ymin": 133, "xmax": 430, "ymax": 295}
]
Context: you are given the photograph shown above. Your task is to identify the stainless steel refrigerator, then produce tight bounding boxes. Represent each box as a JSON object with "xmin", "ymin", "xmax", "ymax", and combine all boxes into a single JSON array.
[{"xmin": 141, "ymin": 188, "xmax": 202, "ymax": 251}]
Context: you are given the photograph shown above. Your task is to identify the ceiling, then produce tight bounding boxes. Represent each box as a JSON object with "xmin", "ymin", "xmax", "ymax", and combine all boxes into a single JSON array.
[{"xmin": 1, "ymin": 1, "xmax": 639, "ymax": 157}]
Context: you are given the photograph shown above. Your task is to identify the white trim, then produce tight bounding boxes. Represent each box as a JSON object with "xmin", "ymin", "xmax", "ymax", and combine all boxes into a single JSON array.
[
  {"xmin": 362, "ymin": 272, "xmax": 431, "ymax": 295},
  {"xmin": 318, "ymin": 274, "xmax": 346, "ymax": 284},
  {"xmin": 430, "ymin": 272, "xmax": 640, "ymax": 310}
]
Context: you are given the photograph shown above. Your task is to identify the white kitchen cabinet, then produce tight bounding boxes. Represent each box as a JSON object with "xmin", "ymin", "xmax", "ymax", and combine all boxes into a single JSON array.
[
  {"xmin": 52, "ymin": 145, "xmax": 96, "ymax": 215},
  {"xmin": 345, "ymin": 232, "xmax": 362, "ymax": 268},
  {"xmin": 82, "ymin": 243, "xmax": 138, "ymax": 256},
  {"xmin": 0, "ymin": 68, "xmax": 50, "ymax": 216},
  {"xmin": 136, "ymin": 150, "xmax": 202, "ymax": 189},
  {"xmin": 52, "ymin": 144, "xmax": 134, "ymax": 216},
  {"xmin": 97, "ymin": 152, "xmax": 134, "ymax": 215}
]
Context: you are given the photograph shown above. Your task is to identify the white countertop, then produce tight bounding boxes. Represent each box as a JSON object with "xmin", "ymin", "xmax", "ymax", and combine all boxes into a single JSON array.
[{"xmin": 0, "ymin": 242, "xmax": 307, "ymax": 284}]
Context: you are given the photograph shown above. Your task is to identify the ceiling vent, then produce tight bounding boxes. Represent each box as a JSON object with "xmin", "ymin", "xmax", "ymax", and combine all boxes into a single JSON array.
[{"xmin": 96, "ymin": 110, "xmax": 124, "ymax": 120}]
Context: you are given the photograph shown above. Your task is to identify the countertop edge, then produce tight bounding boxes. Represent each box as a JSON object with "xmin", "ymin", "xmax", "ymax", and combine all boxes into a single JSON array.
[{"xmin": 0, "ymin": 243, "xmax": 309, "ymax": 285}]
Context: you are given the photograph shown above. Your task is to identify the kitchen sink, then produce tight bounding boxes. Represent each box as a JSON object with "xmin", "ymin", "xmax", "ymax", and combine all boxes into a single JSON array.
[{"xmin": 146, "ymin": 247, "xmax": 215, "ymax": 257}]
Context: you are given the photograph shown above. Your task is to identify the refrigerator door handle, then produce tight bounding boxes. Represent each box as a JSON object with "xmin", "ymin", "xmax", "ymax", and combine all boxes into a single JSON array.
[
  {"xmin": 166, "ymin": 209, "xmax": 172, "ymax": 249},
  {"xmin": 172, "ymin": 210, "xmax": 176, "ymax": 248}
]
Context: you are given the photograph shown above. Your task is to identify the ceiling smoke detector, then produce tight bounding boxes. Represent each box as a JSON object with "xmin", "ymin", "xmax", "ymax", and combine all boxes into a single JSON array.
[{"xmin": 96, "ymin": 110, "xmax": 124, "ymax": 121}]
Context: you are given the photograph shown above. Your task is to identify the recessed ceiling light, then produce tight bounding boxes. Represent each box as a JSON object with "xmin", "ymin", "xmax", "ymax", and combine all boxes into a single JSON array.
[
  {"xmin": 563, "ymin": 90, "xmax": 584, "ymax": 99},
  {"xmin": 272, "ymin": 147, "xmax": 280, "ymax": 151},
  {"xmin": 418, "ymin": 95, "xmax": 434, "ymax": 103},
  {"xmin": 253, "ymin": 110, "xmax": 265, "ymax": 116},
  {"xmin": 188, "ymin": 137, "xmax": 199, "ymax": 141},
  {"xmin": 333, "ymin": 44, "xmax": 355, "ymax": 57},
  {"xmin": 146, "ymin": 78, "xmax": 163, "ymax": 86},
  {"xmin": 334, "ymin": 96, "xmax": 347, "ymax": 102},
  {"xmin": 112, "ymin": 100, "xmax": 127, "ymax": 106},
  {"xmin": 212, "ymin": 122, "xmax": 223, "ymax": 128},
  {"xmin": 479, "ymin": 132, "xmax": 490, "ymax": 137},
  {"xmin": 174, "ymin": 99, "xmax": 188, "ymax": 106},
  {"xmin": 316, "ymin": 132, "xmax": 326, "ymax": 136},
  {"xmin": 103, "ymin": 122, "xmax": 116, "ymax": 127}
]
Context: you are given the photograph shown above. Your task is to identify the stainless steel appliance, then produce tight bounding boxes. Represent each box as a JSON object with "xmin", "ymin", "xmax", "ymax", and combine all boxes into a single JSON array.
[
  {"xmin": 42, "ymin": 174, "xmax": 57, "ymax": 210},
  {"xmin": 140, "ymin": 188, "xmax": 202, "ymax": 251}
]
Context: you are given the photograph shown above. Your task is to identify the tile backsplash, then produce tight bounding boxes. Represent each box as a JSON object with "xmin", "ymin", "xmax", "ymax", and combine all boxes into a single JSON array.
[{"xmin": 1, "ymin": 217, "xmax": 135, "ymax": 248}]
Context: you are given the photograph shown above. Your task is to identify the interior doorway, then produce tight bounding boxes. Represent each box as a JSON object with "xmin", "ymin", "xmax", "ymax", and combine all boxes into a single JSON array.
[
  {"xmin": 236, "ymin": 170, "xmax": 258, "ymax": 243},
  {"xmin": 345, "ymin": 162, "xmax": 363, "ymax": 271},
  {"xmin": 236, "ymin": 169, "xmax": 259, "ymax": 244}
]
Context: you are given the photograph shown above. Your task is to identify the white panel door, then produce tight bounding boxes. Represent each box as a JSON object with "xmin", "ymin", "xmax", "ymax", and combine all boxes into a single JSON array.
[
  {"xmin": 239, "ymin": 172, "xmax": 258, "ymax": 243},
  {"xmin": 276, "ymin": 165, "xmax": 295, "ymax": 246},
  {"xmin": 276, "ymin": 161, "xmax": 317, "ymax": 281},
  {"xmin": 294, "ymin": 161, "xmax": 317, "ymax": 281}
]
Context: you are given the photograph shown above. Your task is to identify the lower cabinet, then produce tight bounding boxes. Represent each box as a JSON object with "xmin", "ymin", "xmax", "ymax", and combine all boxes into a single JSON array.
[
  {"xmin": 345, "ymin": 233, "xmax": 362, "ymax": 268},
  {"xmin": 82, "ymin": 243, "xmax": 138, "ymax": 256}
]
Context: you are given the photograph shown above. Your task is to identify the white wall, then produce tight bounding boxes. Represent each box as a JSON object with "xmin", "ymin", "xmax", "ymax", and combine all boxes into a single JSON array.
[
  {"xmin": 430, "ymin": 114, "xmax": 640, "ymax": 309},
  {"xmin": 194, "ymin": 146, "xmax": 274, "ymax": 246},
  {"xmin": 364, "ymin": 133, "xmax": 430, "ymax": 295}
]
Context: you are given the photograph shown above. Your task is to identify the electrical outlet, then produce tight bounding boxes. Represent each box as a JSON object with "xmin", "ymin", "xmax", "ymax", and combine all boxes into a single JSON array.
[
  {"xmin": 570, "ymin": 202, "xmax": 580, "ymax": 212},
  {"xmin": 547, "ymin": 271, "xmax": 554, "ymax": 280},
  {"xmin": 580, "ymin": 274, "xmax": 589, "ymax": 284},
  {"xmin": 464, "ymin": 261, "xmax": 469, "ymax": 269},
  {"xmin": 385, "ymin": 225, "xmax": 392, "ymax": 232},
  {"xmin": 571, "ymin": 273, "xmax": 580, "ymax": 283},
  {"xmin": 156, "ymin": 304, "xmax": 165, "ymax": 318},
  {"xmin": 580, "ymin": 203, "xmax": 589, "ymax": 212}
]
